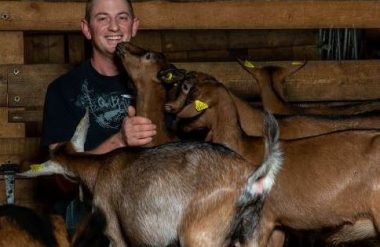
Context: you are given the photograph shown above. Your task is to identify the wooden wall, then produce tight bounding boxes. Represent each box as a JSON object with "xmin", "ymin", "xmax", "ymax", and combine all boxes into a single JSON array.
[{"xmin": 0, "ymin": 0, "xmax": 379, "ymax": 208}]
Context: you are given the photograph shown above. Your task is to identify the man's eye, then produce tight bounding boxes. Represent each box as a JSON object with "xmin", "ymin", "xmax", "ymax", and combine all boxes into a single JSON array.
[
  {"xmin": 119, "ymin": 15, "xmax": 130, "ymax": 21},
  {"xmin": 96, "ymin": 16, "xmax": 108, "ymax": 22}
]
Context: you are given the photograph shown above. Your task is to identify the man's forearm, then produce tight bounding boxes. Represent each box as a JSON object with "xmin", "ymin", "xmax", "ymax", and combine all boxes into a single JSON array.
[{"xmin": 87, "ymin": 132, "xmax": 126, "ymax": 154}]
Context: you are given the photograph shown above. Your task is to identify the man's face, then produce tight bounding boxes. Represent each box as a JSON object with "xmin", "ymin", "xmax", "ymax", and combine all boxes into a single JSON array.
[{"xmin": 81, "ymin": 0, "xmax": 139, "ymax": 59}]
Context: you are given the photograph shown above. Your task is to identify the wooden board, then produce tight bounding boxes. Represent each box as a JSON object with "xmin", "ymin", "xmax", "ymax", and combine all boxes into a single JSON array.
[
  {"xmin": 0, "ymin": 66, "xmax": 7, "ymax": 106},
  {"xmin": 0, "ymin": 31, "xmax": 23, "ymax": 64},
  {"xmin": 7, "ymin": 64, "xmax": 72, "ymax": 107},
  {"xmin": 0, "ymin": 137, "xmax": 42, "ymax": 165},
  {"xmin": 67, "ymin": 33, "xmax": 85, "ymax": 65},
  {"xmin": 3, "ymin": 61, "xmax": 380, "ymax": 109},
  {"xmin": 0, "ymin": 1, "xmax": 379, "ymax": 30},
  {"xmin": 24, "ymin": 34, "xmax": 65, "ymax": 64},
  {"xmin": 0, "ymin": 108, "xmax": 25, "ymax": 138}
]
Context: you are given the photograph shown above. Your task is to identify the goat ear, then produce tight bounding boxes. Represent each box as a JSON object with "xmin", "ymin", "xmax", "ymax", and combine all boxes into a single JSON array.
[
  {"xmin": 177, "ymin": 100, "xmax": 208, "ymax": 119},
  {"xmin": 71, "ymin": 109, "xmax": 90, "ymax": 152},
  {"xmin": 237, "ymin": 58, "xmax": 265, "ymax": 81},
  {"xmin": 159, "ymin": 66, "xmax": 186, "ymax": 84},
  {"xmin": 271, "ymin": 61, "xmax": 307, "ymax": 89},
  {"xmin": 230, "ymin": 93, "xmax": 263, "ymax": 137}
]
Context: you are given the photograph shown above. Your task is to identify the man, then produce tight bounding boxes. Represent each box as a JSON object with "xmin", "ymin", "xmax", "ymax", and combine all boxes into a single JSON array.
[
  {"xmin": 41, "ymin": 0, "xmax": 156, "ymax": 234},
  {"xmin": 42, "ymin": 0, "xmax": 156, "ymax": 154}
]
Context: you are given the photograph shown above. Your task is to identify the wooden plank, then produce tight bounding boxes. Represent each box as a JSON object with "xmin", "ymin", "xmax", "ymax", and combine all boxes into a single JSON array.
[
  {"xmin": 177, "ymin": 60, "xmax": 380, "ymax": 102},
  {"xmin": 161, "ymin": 30, "xmax": 318, "ymax": 52},
  {"xmin": 0, "ymin": 31, "xmax": 23, "ymax": 64},
  {"xmin": 25, "ymin": 34, "xmax": 65, "ymax": 64},
  {"xmin": 7, "ymin": 64, "xmax": 72, "ymax": 107},
  {"xmin": 134, "ymin": 31, "xmax": 162, "ymax": 52},
  {"xmin": 68, "ymin": 33, "xmax": 85, "ymax": 65},
  {"xmin": 3, "ymin": 60, "xmax": 380, "ymax": 108},
  {"xmin": 0, "ymin": 137, "xmax": 41, "ymax": 164},
  {"xmin": 0, "ymin": 108, "xmax": 25, "ymax": 138},
  {"xmin": 0, "ymin": 66, "xmax": 7, "ymax": 106},
  {"xmin": 9, "ymin": 108, "xmax": 43, "ymax": 123},
  {"xmin": 0, "ymin": 1, "xmax": 379, "ymax": 30}
]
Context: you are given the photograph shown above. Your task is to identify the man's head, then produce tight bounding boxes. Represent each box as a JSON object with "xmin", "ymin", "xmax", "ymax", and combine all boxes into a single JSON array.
[{"xmin": 81, "ymin": 0, "xmax": 139, "ymax": 59}]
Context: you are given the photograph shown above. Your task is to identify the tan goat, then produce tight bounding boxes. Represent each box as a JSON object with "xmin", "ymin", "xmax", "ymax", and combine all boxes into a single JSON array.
[
  {"xmin": 0, "ymin": 204, "xmax": 70, "ymax": 247},
  {"xmin": 173, "ymin": 77, "xmax": 380, "ymax": 246},
  {"xmin": 239, "ymin": 60, "xmax": 380, "ymax": 116},
  {"xmin": 115, "ymin": 41, "xmax": 186, "ymax": 146},
  {"xmin": 19, "ymin": 107, "xmax": 282, "ymax": 247},
  {"xmin": 165, "ymin": 71, "xmax": 380, "ymax": 140}
]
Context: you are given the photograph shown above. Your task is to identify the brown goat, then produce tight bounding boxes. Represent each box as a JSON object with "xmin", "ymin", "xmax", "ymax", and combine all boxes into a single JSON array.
[
  {"xmin": 238, "ymin": 60, "xmax": 380, "ymax": 116},
  {"xmin": 165, "ymin": 71, "xmax": 380, "ymax": 140},
  {"xmin": 115, "ymin": 41, "xmax": 186, "ymax": 146},
  {"xmin": 0, "ymin": 204, "xmax": 70, "ymax": 247},
  {"xmin": 19, "ymin": 108, "xmax": 282, "ymax": 247},
  {"xmin": 174, "ymin": 78, "xmax": 380, "ymax": 246}
]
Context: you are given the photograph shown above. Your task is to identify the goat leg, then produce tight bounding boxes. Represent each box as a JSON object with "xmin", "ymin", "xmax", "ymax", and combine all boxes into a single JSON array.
[{"xmin": 93, "ymin": 199, "xmax": 128, "ymax": 247}]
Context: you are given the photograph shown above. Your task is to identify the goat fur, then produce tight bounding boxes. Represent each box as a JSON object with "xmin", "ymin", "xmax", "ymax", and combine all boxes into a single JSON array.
[{"xmin": 173, "ymin": 76, "xmax": 380, "ymax": 247}]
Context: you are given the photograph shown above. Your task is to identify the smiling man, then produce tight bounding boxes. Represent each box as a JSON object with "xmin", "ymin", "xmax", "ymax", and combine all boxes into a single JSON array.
[
  {"xmin": 41, "ymin": 0, "xmax": 157, "ymax": 234},
  {"xmin": 42, "ymin": 0, "xmax": 157, "ymax": 153}
]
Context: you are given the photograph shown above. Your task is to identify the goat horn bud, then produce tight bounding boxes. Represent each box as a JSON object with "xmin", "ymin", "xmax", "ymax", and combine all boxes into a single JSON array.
[{"xmin": 194, "ymin": 100, "xmax": 209, "ymax": 112}]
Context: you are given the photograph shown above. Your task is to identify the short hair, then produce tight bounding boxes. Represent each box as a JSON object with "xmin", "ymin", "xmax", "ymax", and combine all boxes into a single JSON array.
[{"xmin": 84, "ymin": 0, "xmax": 135, "ymax": 22}]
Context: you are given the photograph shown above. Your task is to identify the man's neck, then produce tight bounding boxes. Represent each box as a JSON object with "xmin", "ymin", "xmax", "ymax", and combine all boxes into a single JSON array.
[{"xmin": 91, "ymin": 54, "xmax": 119, "ymax": 76}]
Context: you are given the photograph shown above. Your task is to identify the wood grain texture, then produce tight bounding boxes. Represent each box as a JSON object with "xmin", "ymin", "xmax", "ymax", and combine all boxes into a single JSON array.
[{"xmin": 0, "ymin": 1, "xmax": 379, "ymax": 30}]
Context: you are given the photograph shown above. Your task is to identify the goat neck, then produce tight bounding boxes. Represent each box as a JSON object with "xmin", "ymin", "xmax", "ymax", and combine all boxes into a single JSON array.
[
  {"xmin": 240, "ymin": 60, "xmax": 380, "ymax": 116},
  {"xmin": 178, "ymin": 82, "xmax": 264, "ymax": 164},
  {"xmin": 49, "ymin": 143, "xmax": 105, "ymax": 192},
  {"xmin": 116, "ymin": 42, "xmax": 176, "ymax": 146}
]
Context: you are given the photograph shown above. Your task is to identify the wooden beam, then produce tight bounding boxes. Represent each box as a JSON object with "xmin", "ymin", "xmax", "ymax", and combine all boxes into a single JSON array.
[
  {"xmin": 0, "ymin": 31, "xmax": 23, "ymax": 64},
  {"xmin": 7, "ymin": 64, "xmax": 71, "ymax": 107},
  {"xmin": 178, "ymin": 60, "xmax": 380, "ymax": 102},
  {"xmin": 3, "ymin": 60, "xmax": 380, "ymax": 113},
  {"xmin": 0, "ymin": 108, "xmax": 24, "ymax": 138},
  {"xmin": 0, "ymin": 137, "xmax": 41, "ymax": 165},
  {"xmin": 0, "ymin": 1, "xmax": 379, "ymax": 31}
]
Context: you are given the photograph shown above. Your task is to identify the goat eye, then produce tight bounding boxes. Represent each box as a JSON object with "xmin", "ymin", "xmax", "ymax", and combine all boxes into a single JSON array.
[{"xmin": 145, "ymin": 53, "xmax": 151, "ymax": 60}]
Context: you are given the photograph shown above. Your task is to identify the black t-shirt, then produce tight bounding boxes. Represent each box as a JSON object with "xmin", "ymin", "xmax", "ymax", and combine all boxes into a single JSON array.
[{"xmin": 42, "ymin": 59, "xmax": 134, "ymax": 150}]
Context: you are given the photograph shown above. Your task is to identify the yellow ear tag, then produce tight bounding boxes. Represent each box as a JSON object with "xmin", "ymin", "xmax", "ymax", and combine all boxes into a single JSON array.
[
  {"xmin": 291, "ymin": 61, "xmax": 303, "ymax": 65},
  {"xmin": 30, "ymin": 164, "xmax": 44, "ymax": 171},
  {"xmin": 243, "ymin": 60, "xmax": 255, "ymax": 68},
  {"xmin": 194, "ymin": 100, "xmax": 209, "ymax": 112},
  {"xmin": 165, "ymin": 72, "xmax": 173, "ymax": 81}
]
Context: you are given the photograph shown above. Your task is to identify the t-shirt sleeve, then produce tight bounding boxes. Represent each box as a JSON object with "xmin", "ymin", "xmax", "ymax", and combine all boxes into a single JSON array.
[{"xmin": 41, "ymin": 80, "xmax": 79, "ymax": 148}]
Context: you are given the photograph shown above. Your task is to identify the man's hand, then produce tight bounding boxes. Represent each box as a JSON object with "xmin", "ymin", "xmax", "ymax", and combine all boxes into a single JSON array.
[{"xmin": 121, "ymin": 106, "xmax": 157, "ymax": 146}]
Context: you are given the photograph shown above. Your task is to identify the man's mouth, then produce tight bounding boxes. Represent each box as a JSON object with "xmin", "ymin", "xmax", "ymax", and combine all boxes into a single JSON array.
[{"xmin": 106, "ymin": 35, "xmax": 123, "ymax": 41}]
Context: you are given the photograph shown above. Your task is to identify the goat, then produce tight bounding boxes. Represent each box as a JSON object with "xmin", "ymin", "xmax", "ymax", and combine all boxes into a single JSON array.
[
  {"xmin": 0, "ymin": 204, "xmax": 70, "ymax": 247},
  {"xmin": 173, "ymin": 77, "xmax": 380, "ymax": 246},
  {"xmin": 115, "ymin": 41, "xmax": 187, "ymax": 146},
  {"xmin": 19, "ymin": 107, "xmax": 282, "ymax": 247},
  {"xmin": 165, "ymin": 71, "xmax": 380, "ymax": 140},
  {"xmin": 238, "ymin": 59, "xmax": 380, "ymax": 116}
]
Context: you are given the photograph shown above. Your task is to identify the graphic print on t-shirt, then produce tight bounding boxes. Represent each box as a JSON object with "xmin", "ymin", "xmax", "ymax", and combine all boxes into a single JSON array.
[{"xmin": 75, "ymin": 79, "xmax": 131, "ymax": 129}]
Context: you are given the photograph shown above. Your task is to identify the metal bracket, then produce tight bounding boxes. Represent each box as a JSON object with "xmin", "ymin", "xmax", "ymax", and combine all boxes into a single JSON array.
[{"xmin": 0, "ymin": 163, "xmax": 20, "ymax": 204}]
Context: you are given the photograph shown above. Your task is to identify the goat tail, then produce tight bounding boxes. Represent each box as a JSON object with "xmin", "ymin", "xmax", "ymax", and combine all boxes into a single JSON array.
[
  {"xmin": 246, "ymin": 110, "xmax": 282, "ymax": 198},
  {"xmin": 226, "ymin": 111, "xmax": 282, "ymax": 245}
]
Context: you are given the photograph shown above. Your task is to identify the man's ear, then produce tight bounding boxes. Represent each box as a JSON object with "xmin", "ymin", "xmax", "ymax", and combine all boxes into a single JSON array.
[
  {"xmin": 131, "ymin": 17, "xmax": 140, "ymax": 38},
  {"xmin": 81, "ymin": 19, "xmax": 92, "ymax": 40}
]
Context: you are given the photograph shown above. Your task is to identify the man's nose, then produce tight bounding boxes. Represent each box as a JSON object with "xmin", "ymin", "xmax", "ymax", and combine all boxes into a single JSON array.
[{"xmin": 108, "ymin": 19, "xmax": 120, "ymax": 31}]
